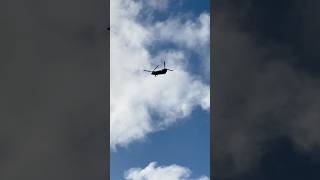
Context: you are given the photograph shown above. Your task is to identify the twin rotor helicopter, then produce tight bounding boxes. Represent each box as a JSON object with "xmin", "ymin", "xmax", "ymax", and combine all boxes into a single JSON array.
[{"xmin": 144, "ymin": 61, "xmax": 174, "ymax": 77}]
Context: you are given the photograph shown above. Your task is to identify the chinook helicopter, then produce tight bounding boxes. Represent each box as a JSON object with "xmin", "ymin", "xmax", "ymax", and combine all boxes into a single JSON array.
[{"xmin": 144, "ymin": 61, "xmax": 174, "ymax": 77}]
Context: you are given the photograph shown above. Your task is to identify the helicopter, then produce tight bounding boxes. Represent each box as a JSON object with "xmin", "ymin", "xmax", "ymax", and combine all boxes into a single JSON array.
[{"xmin": 144, "ymin": 61, "xmax": 173, "ymax": 77}]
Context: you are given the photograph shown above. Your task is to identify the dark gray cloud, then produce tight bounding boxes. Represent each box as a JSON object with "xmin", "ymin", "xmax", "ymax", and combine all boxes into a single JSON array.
[
  {"xmin": 213, "ymin": 0, "xmax": 320, "ymax": 179},
  {"xmin": 0, "ymin": 0, "xmax": 108, "ymax": 179}
]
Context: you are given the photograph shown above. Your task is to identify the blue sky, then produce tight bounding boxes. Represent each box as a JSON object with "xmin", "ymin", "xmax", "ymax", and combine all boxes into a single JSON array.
[
  {"xmin": 110, "ymin": 0, "xmax": 210, "ymax": 179},
  {"xmin": 111, "ymin": 108, "xmax": 210, "ymax": 179}
]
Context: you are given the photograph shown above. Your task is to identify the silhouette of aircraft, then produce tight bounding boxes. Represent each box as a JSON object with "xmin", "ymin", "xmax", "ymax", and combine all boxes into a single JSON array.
[{"xmin": 144, "ymin": 61, "xmax": 173, "ymax": 77}]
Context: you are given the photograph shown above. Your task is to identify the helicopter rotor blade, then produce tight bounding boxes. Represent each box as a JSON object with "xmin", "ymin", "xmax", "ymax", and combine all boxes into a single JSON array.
[
  {"xmin": 143, "ymin": 70, "xmax": 153, "ymax": 72},
  {"xmin": 166, "ymin": 69, "xmax": 173, "ymax": 71},
  {"xmin": 164, "ymin": 61, "xmax": 166, "ymax": 68},
  {"xmin": 153, "ymin": 65, "xmax": 159, "ymax": 71}
]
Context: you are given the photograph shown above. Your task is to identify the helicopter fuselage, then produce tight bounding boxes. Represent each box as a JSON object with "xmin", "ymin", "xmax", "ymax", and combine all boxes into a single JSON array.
[
  {"xmin": 144, "ymin": 61, "xmax": 173, "ymax": 76},
  {"xmin": 151, "ymin": 69, "xmax": 167, "ymax": 76}
]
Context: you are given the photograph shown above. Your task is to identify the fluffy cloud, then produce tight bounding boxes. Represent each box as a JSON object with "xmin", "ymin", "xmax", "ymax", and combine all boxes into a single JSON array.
[
  {"xmin": 151, "ymin": 13, "xmax": 210, "ymax": 75},
  {"xmin": 110, "ymin": 0, "xmax": 210, "ymax": 149},
  {"xmin": 144, "ymin": 0, "xmax": 169, "ymax": 10},
  {"xmin": 151, "ymin": 13, "xmax": 209, "ymax": 48},
  {"xmin": 125, "ymin": 162, "xmax": 209, "ymax": 180}
]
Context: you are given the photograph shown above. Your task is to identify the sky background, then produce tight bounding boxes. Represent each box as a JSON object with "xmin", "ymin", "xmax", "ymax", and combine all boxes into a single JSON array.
[
  {"xmin": 213, "ymin": 0, "xmax": 320, "ymax": 179},
  {"xmin": 4, "ymin": 1, "xmax": 320, "ymax": 180},
  {"xmin": 110, "ymin": 0, "xmax": 210, "ymax": 180},
  {"xmin": 0, "ymin": 0, "xmax": 108, "ymax": 179}
]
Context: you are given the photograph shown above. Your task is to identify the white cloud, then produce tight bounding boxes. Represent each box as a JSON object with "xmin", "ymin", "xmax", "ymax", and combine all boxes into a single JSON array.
[
  {"xmin": 151, "ymin": 13, "xmax": 210, "ymax": 50},
  {"xmin": 124, "ymin": 162, "xmax": 209, "ymax": 180},
  {"xmin": 151, "ymin": 12, "xmax": 210, "ymax": 76},
  {"xmin": 110, "ymin": 0, "xmax": 210, "ymax": 149},
  {"xmin": 150, "ymin": 12, "xmax": 210, "ymax": 76},
  {"xmin": 144, "ymin": 0, "xmax": 169, "ymax": 10}
]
